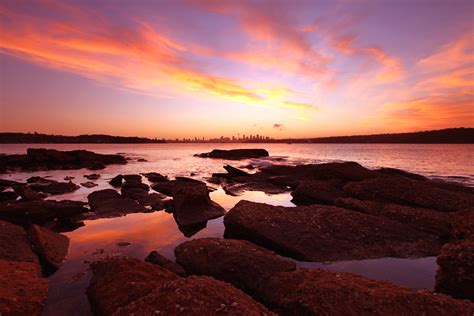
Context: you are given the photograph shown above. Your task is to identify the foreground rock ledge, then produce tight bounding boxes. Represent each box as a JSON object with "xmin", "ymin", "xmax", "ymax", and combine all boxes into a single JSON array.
[
  {"xmin": 87, "ymin": 257, "xmax": 273, "ymax": 315},
  {"xmin": 175, "ymin": 238, "xmax": 296, "ymax": 295},
  {"xmin": 196, "ymin": 149, "xmax": 269, "ymax": 160},
  {"xmin": 224, "ymin": 200, "xmax": 442, "ymax": 261},
  {"xmin": 260, "ymin": 268, "xmax": 474, "ymax": 315}
]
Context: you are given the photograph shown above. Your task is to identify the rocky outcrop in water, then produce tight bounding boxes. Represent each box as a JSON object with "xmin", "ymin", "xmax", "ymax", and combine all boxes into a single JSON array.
[
  {"xmin": 87, "ymin": 189, "xmax": 147, "ymax": 218},
  {"xmin": 0, "ymin": 148, "xmax": 127, "ymax": 172},
  {"xmin": 224, "ymin": 200, "xmax": 442, "ymax": 261},
  {"xmin": 145, "ymin": 251, "xmax": 187, "ymax": 276},
  {"xmin": 196, "ymin": 148, "xmax": 269, "ymax": 160},
  {"xmin": 26, "ymin": 176, "xmax": 79, "ymax": 195},
  {"xmin": 87, "ymin": 257, "xmax": 273, "ymax": 315},
  {"xmin": 175, "ymin": 238, "xmax": 296, "ymax": 295}
]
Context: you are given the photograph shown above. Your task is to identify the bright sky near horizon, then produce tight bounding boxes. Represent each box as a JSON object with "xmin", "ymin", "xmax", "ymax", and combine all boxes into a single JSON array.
[{"xmin": 0, "ymin": 0, "xmax": 473, "ymax": 139}]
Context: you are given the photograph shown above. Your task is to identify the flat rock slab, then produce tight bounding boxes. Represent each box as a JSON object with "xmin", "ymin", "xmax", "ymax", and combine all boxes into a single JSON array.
[
  {"xmin": 175, "ymin": 238, "xmax": 296, "ymax": 294},
  {"xmin": 0, "ymin": 200, "xmax": 87, "ymax": 227},
  {"xmin": 87, "ymin": 189, "xmax": 147, "ymax": 218},
  {"xmin": 28, "ymin": 224, "xmax": 70, "ymax": 273},
  {"xmin": 259, "ymin": 268, "xmax": 474, "ymax": 315},
  {"xmin": 436, "ymin": 241, "xmax": 474, "ymax": 301},
  {"xmin": 335, "ymin": 197, "xmax": 454, "ymax": 237},
  {"xmin": 0, "ymin": 259, "xmax": 48, "ymax": 316},
  {"xmin": 196, "ymin": 148, "xmax": 269, "ymax": 160},
  {"xmin": 88, "ymin": 257, "xmax": 272, "ymax": 315},
  {"xmin": 224, "ymin": 200, "xmax": 442, "ymax": 262},
  {"xmin": 291, "ymin": 180, "xmax": 347, "ymax": 205},
  {"xmin": 344, "ymin": 177, "xmax": 474, "ymax": 212},
  {"xmin": 0, "ymin": 148, "xmax": 127, "ymax": 172},
  {"xmin": 0, "ymin": 220, "xmax": 38, "ymax": 264}
]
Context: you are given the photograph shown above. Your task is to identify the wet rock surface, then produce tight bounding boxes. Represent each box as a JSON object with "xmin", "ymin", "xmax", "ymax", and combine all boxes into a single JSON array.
[
  {"xmin": 0, "ymin": 220, "xmax": 38, "ymax": 264},
  {"xmin": 0, "ymin": 148, "xmax": 127, "ymax": 172},
  {"xmin": 172, "ymin": 183, "xmax": 225, "ymax": 226},
  {"xmin": 87, "ymin": 189, "xmax": 147, "ymax": 218},
  {"xmin": 224, "ymin": 200, "xmax": 442, "ymax": 261},
  {"xmin": 0, "ymin": 259, "xmax": 48, "ymax": 316},
  {"xmin": 259, "ymin": 268, "xmax": 474, "ymax": 315},
  {"xmin": 142, "ymin": 171, "xmax": 168, "ymax": 183},
  {"xmin": 28, "ymin": 224, "xmax": 70, "ymax": 274},
  {"xmin": 196, "ymin": 148, "xmax": 269, "ymax": 160},
  {"xmin": 0, "ymin": 200, "xmax": 87, "ymax": 229},
  {"xmin": 27, "ymin": 176, "xmax": 79, "ymax": 195},
  {"xmin": 291, "ymin": 180, "xmax": 347, "ymax": 205},
  {"xmin": 145, "ymin": 251, "xmax": 187, "ymax": 276},
  {"xmin": 175, "ymin": 238, "xmax": 296, "ymax": 294},
  {"xmin": 88, "ymin": 257, "xmax": 272, "ymax": 315}
]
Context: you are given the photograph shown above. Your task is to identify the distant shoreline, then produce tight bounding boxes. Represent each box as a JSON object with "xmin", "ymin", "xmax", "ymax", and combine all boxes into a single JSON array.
[{"xmin": 0, "ymin": 127, "xmax": 473, "ymax": 144}]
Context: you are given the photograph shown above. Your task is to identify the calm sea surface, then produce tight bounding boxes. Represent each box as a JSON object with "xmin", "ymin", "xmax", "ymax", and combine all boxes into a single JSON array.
[{"xmin": 1, "ymin": 143, "xmax": 473, "ymax": 315}]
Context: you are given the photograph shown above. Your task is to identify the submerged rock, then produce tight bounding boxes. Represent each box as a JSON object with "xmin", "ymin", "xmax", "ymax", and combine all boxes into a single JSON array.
[
  {"xmin": 28, "ymin": 224, "xmax": 70, "ymax": 274},
  {"xmin": 87, "ymin": 257, "xmax": 273, "ymax": 315},
  {"xmin": 84, "ymin": 174, "xmax": 100, "ymax": 180},
  {"xmin": 81, "ymin": 181, "xmax": 98, "ymax": 188},
  {"xmin": 0, "ymin": 148, "xmax": 127, "ymax": 172},
  {"xmin": 145, "ymin": 251, "xmax": 186, "ymax": 276},
  {"xmin": 436, "ymin": 241, "xmax": 474, "ymax": 301},
  {"xmin": 0, "ymin": 259, "xmax": 48, "ymax": 316},
  {"xmin": 224, "ymin": 200, "xmax": 442, "ymax": 262},
  {"xmin": 259, "ymin": 268, "xmax": 474, "ymax": 315},
  {"xmin": 196, "ymin": 148, "xmax": 269, "ymax": 160},
  {"xmin": 175, "ymin": 238, "xmax": 296, "ymax": 294}
]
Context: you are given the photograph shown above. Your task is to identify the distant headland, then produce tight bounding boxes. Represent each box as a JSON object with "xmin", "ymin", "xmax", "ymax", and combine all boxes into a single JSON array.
[{"xmin": 0, "ymin": 128, "xmax": 473, "ymax": 144}]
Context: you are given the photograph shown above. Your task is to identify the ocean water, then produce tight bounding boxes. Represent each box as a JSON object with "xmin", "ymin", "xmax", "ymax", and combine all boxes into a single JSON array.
[{"xmin": 1, "ymin": 143, "xmax": 473, "ymax": 315}]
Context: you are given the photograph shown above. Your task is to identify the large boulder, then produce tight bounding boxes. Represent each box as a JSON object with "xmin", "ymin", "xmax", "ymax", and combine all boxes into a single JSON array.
[
  {"xmin": 87, "ymin": 189, "xmax": 147, "ymax": 218},
  {"xmin": 196, "ymin": 148, "xmax": 269, "ymax": 160},
  {"xmin": 259, "ymin": 268, "xmax": 474, "ymax": 315},
  {"xmin": 0, "ymin": 200, "xmax": 87, "ymax": 228},
  {"xmin": 335, "ymin": 198, "xmax": 454, "ymax": 237},
  {"xmin": 151, "ymin": 178, "xmax": 207, "ymax": 196},
  {"xmin": 435, "ymin": 241, "xmax": 474, "ymax": 300},
  {"xmin": 344, "ymin": 177, "xmax": 474, "ymax": 212},
  {"xmin": 0, "ymin": 259, "xmax": 48, "ymax": 316},
  {"xmin": 28, "ymin": 224, "xmax": 70, "ymax": 274},
  {"xmin": 175, "ymin": 238, "xmax": 296, "ymax": 295},
  {"xmin": 142, "ymin": 172, "xmax": 168, "ymax": 183},
  {"xmin": 224, "ymin": 200, "xmax": 441, "ymax": 261},
  {"xmin": 172, "ymin": 185, "xmax": 225, "ymax": 226},
  {"xmin": 87, "ymin": 257, "xmax": 178, "ymax": 315},
  {"xmin": 87, "ymin": 257, "xmax": 272, "ymax": 315},
  {"xmin": 0, "ymin": 148, "xmax": 127, "ymax": 172}
]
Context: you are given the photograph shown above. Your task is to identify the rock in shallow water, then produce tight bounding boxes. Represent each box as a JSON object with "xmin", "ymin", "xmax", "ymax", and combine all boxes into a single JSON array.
[
  {"xmin": 87, "ymin": 257, "xmax": 273, "ymax": 315},
  {"xmin": 224, "ymin": 200, "xmax": 442, "ymax": 262},
  {"xmin": 28, "ymin": 224, "xmax": 70, "ymax": 274},
  {"xmin": 196, "ymin": 148, "xmax": 269, "ymax": 160},
  {"xmin": 175, "ymin": 238, "xmax": 296, "ymax": 295},
  {"xmin": 87, "ymin": 189, "xmax": 147, "ymax": 218},
  {"xmin": 145, "ymin": 251, "xmax": 187, "ymax": 276}
]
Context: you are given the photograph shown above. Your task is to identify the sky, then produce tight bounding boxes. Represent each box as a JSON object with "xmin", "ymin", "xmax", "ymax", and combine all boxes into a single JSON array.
[{"xmin": 0, "ymin": 0, "xmax": 473, "ymax": 139}]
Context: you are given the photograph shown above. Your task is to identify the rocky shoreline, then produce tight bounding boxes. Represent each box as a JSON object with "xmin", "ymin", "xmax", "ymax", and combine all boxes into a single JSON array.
[{"xmin": 0, "ymin": 148, "xmax": 473, "ymax": 314}]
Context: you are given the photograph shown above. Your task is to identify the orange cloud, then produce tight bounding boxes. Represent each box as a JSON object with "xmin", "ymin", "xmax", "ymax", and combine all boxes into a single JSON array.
[{"xmin": 282, "ymin": 101, "xmax": 317, "ymax": 111}]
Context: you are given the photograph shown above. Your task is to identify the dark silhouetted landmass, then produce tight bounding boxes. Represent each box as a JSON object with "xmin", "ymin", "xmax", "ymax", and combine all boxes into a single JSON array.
[
  {"xmin": 0, "ymin": 128, "xmax": 472, "ymax": 143},
  {"xmin": 0, "ymin": 133, "xmax": 166, "ymax": 144}
]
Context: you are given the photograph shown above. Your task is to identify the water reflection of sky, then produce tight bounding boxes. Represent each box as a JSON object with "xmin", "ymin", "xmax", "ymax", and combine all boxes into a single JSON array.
[{"xmin": 1, "ymin": 143, "xmax": 466, "ymax": 315}]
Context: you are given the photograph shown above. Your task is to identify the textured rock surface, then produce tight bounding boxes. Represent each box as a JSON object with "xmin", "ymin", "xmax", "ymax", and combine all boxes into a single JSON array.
[
  {"xmin": 436, "ymin": 241, "xmax": 474, "ymax": 300},
  {"xmin": 0, "ymin": 220, "xmax": 38, "ymax": 264},
  {"xmin": 343, "ymin": 177, "xmax": 474, "ymax": 212},
  {"xmin": 88, "ymin": 257, "xmax": 272, "ymax": 315},
  {"xmin": 87, "ymin": 189, "xmax": 147, "ymax": 217},
  {"xmin": 291, "ymin": 180, "xmax": 346, "ymax": 205},
  {"xmin": 28, "ymin": 224, "xmax": 70, "ymax": 273},
  {"xmin": 259, "ymin": 268, "xmax": 474, "ymax": 315},
  {"xmin": 224, "ymin": 200, "xmax": 442, "ymax": 261},
  {"xmin": 0, "ymin": 259, "xmax": 48, "ymax": 316},
  {"xmin": 175, "ymin": 238, "xmax": 296, "ymax": 294}
]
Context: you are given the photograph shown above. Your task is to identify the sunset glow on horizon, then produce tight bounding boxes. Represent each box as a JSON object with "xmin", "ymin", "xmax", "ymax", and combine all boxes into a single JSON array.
[{"xmin": 1, "ymin": 0, "xmax": 473, "ymax": 139}]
